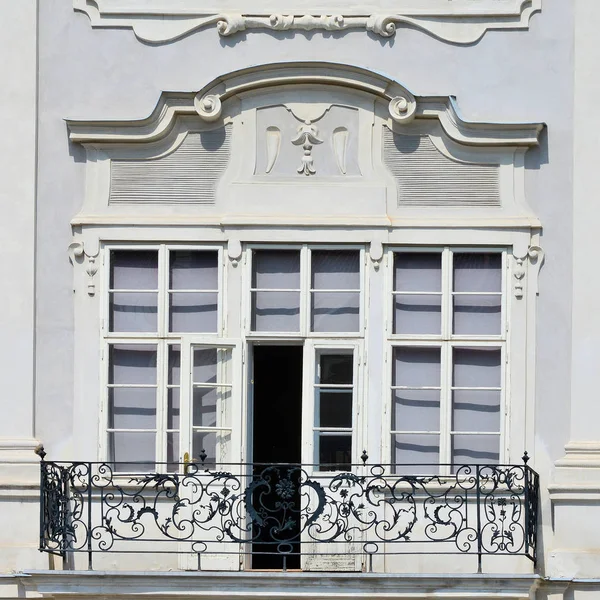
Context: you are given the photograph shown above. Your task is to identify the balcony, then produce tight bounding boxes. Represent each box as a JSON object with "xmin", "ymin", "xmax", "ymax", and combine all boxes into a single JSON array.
[{"xmin": 38, "ymin": 453, "xmax": 538, "ymax": 573}]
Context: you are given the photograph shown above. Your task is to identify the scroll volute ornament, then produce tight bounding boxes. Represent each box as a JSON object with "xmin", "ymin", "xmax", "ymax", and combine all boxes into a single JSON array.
[
  {"xmin": 194, "ymin": 93, "xmax": 223, "ymax": 122},
  {"xmin": 389, "ymin": 94, "xmax": 417, "ymax": 124}
]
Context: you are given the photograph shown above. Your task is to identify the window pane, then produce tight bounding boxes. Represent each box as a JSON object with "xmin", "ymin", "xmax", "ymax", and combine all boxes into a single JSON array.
[
  {"xmin": 320, "ymin": 354, "xmax": 353, "ymax": 385},
  {"xmin": 311, "ymin": 250, "xmax": 360, "ymax": 290},
  {"xmin": 169, "ymin": 292, "xmax": 218, "ymax": 333},
  {"xmin": 167, "ymin": 388, "xmax": 180, "ymax": 429},
  {"xmin": 193, "ymin": 387, "xmax": 218, "ymax": 427},
  {"xmin": 453, "ymin": 253, "xmax": 501, "ymax": 293},
  {"xmin": 318, "ymin": 434, "xmax": 351, "ymax": 471},
  {"xmin": 193, "ymin": 348, "xmax": 217, "ymax": 384},
  {"xmin": 318, "ymin": 391, "xmax": 353, "ymax": 428},
  {"xmin": 453, "ymin": 347, "xmax": 501, "ymax": 388},
  {"xmin": 393, "ymin": 347, "xmax": 441, "ymax": 388},
  {"xmin": 392, "ymin": 434, "xmax": 439, "ymax": 475},
  {"xmin": 109, "ymin": 345, "xmax": 157, "ymax": 385},
  {"xmin": 108, "ymin": 388, "xmax": 156, "ymax": 430},
  {"xmin": 110, "ymin": 250, "xmax": 158, "ymax": 290},
  {"xmin": 452, "ymin": 434, "xmax": 500, "ymax": 464},
  {"xmin": 192, "ymin": 431, "xmax": 217, "ymax": 468},
  {"xmin": 109, "ymin": 292, "xmax": 158, "ymax": 332},
  {"xmin": 453, "ymin": 294, "xmax": 501, "ymax": 335},
  {"xmin": 392, "ymin": 389, "xmax": 440, "ymax": 432},
  {"xmin": 394, "ymin": 253, "xmax": 441, "ymax": 292},
  {"xmin": 311, "ymin": 291, "xmax": 359, "ymax": 332},
  {"xmin": 252, "ymin": 250, "xmax": 300, "ymax": 289},
  {"xmin": 168, "ymin": 346, "xmax": 180, "ymax": 385},
  {"xmin": 394, "ymin": 294, "xmax": 441, "ymax": 335},
  {"xmin": 109, "ymin": 431, "xmax": 155, "ymax": 472},
  {"xmin": 452, "ymin": 390, "xmax": 501, "ymax": 433},
  {"xmin": 167, "ymin": 432, "xmax": 179, "ymax": 471},
  {"xmin": 252, "ymin": 291, "xmax": 300, "ymax": 332},
  {"xmin": 193, "ymin": 347, "xmax": 232, "ymax": 385},
  {"xmin": 170, "ymin": 250, "xmax": 218, "ymax": 290}
]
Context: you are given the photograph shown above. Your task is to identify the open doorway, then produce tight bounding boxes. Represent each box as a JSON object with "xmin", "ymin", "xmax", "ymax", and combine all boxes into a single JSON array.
[{"xmin": 251, "ymin": 345, "xmax": 303, "ymax": 570}]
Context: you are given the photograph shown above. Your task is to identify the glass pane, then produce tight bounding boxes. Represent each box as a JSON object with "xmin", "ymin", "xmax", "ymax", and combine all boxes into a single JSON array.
[
  {"xmin": 109, "ymin": 292, "xmax": 158, "ymax": 333},
  {"xmin": 109, "ymin": 431, "xmax": 155, "ymax": 472},
  {"xmin": 453, "ymin": 253, "xmax": 502, "ymax": 293},
  {"xmin": 311, "ymin": 250, "xmax": 360, "ymax": 290},
  {"xmin": 318, "ymin": 391, "xmax": 353, "ymax": 428},
  {"xmin": 452, "ymin": 434, "xmax": 500, "ymax": 464},
  {"xmin": 193, "ymin": 387, "xmax": 217, "ymax": 427},
  {"xmin": 192, "ymin": 347, "xmax": 232, "ymax": 385},
  {"xmin": 392, "ymin": 389, "xmax": 440, "ymax": 432},
  {"xmin": 394, "ymin": 294, "xmax": 441, "ymax": 335},
  {"xmin": 394, "ymin": 253, "xmax": 441, "ymax": 292},
  {"xmin": 318, "ymin": 434, "xmax": 352, "ymax": 471},
  {"xmin": 193, "ymin": 348, "xmax": 217, "ymax": 384},
  {"xmin": 453, "ymin": 347, "xmax": 501, "ymax": 388},
  {"xmin": 108, "ymin": 388, "xmax": 156, "ymax": 430},
  {"xmin": 452, "ymin": 390, "xmax": 501, "ymax": 433},
  {"xmin": 311, "ymin": 291, "xmax": 359, "ymax": 332},
  {"xmin": 167, "ymin": 432, "xmax": 179, "ymax": 471},
  {"xmin": 109, "ymin": 345, "xmax": 157, "ymax": 385},
  {"xmin": 169, "ymin": 292, "xmax": 218, "ymax": 333},
  {"xmin": 393, "ymin": 347, "xmax": 441, "ymax": 388},
  {"xmin": 453, "ymin": 294, "xmax": 501, "ymax": 335},
  {"xmin": 167, "ymin": 388, "xmax": 180, "ymax": 429},
  {"xmin": 170, "ymin": 250, "xmax": 218, "ymax": 290},
  {"xmin": 252, "ymin": 250, "xmax": 300, "ymax": 289},
  {"xmin": 392, "ymin": 433, "xmax": 439, "ymax": 475},
  {"xmin": 252, "ymin": 291, "xmax": 300, "ymax": 332},
  {"xmin": 192, "ymin": 431, "xmax": 217, "ymax": 468},
  {"xmin": 168, "ymin": 346, "xmax": 180, "ymax": 385},
  {"xmin": 110, "ymin": 250, "xmax": 158, "ymax": 290},
  {"xmin": 320, "ymin": 354, "xmax": 353, "ymax": 385}
]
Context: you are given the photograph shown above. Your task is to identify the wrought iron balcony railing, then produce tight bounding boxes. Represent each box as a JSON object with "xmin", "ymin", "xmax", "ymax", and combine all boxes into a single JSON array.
[{"xmin": 38, "ymin": 452, "xmax": 538, "ymax": 572}]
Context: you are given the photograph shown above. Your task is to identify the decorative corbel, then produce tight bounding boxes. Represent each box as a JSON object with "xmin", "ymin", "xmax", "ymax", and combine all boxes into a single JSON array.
[
  {"xmin": 68, "ymin": 241, "xmax": 100, "ymax": 296},
  {"xmin": 369, "ymin": 241, "xmax": 384, "ymax": 271},
  {"xmin": 513, "ymin": 245, "xmax": 545, "ymax": 299},
  {"xmin": 227, "ymin": 239, "xmax": 242, "ymax": 267}
]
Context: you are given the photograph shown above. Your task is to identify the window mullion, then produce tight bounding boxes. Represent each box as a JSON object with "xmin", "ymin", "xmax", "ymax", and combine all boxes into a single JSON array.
[
  {"xmin": 155, "ymin": 340, "xmax": 167, "ymax": 465},
  {"xmin": 301, "ymin": 245, "xmax": 310, "ymax": 336}
]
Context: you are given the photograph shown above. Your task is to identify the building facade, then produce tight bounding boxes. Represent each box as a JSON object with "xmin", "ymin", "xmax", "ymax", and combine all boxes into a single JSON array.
[{"xmin": 0, "ymin": 0, "xmax": 598, "ymax": 599}]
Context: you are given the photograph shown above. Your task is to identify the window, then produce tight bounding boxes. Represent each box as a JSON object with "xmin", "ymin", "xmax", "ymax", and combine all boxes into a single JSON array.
[
  {"xmin": 103, "ymin": 245, "xmax": 228, "ymax": 470},
  {"xmin": 249, "ymin": 246, "xmax": 363, "ymax": 336},
  {"xmin": 388, "ymin": 249, "xmax": 505, "ymax": 473}
]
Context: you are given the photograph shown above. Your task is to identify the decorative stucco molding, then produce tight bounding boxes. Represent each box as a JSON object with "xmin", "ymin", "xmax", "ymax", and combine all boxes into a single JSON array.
[
  {"xmin": 513, "ymin": 245, "xmax": 545, "ymax": 299},
  {"xmin": 68, "ymin": 241, "xmax": 100, "ymax": 296},
  {"xmin": 73, "ymin": 0, "xmax": 541, "ymax": 44},
  {"xmin": 67, "ymin": 63, "xmax": 544, "ymax": 149}
]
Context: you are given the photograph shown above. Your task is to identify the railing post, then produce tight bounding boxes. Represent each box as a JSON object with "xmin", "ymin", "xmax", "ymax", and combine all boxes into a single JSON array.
[
  {"xmin": 87, "ymin": 463, "xmax": 93, "ymax": 570},
  {"xmin": 524, "ymin": 464, "xmax": 530, "ymax": 560},
  {"xmin": 61, "ymin": 465, "xmax": 69, "ymax": 569},
  {"xmin": 476, "ymin": 465, "xmax": 482, "ymax": 574}
]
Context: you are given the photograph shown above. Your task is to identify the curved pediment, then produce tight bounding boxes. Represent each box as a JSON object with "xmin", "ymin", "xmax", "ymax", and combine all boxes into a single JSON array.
[{"xmin": 67, "ymin": 63, "xmax": 544, "ymax": 228}]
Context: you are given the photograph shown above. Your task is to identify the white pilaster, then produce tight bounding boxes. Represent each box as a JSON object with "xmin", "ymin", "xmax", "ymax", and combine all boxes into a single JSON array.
[{"xmin": 0, "ymin": 0, "xmax": 41, "ymax": 482}]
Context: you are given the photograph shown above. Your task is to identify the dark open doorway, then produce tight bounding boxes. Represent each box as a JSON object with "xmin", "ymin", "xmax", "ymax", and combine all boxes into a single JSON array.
[{"xmin": 251, "ymin": 345, "xmax": 303, "ymax": 570}]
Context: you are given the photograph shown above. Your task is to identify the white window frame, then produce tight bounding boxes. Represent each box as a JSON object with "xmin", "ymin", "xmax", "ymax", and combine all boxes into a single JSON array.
[
  {"xmin": 244, "ymin": 244, "xmax": 367, "ymax": 339},
  {"xmin": 383, "ymin": 246, "xmax": 510, "ymax": 470},
  {"xmin": 301, "ymin": 340, "xmax": 364, "ymax": 471},
  {"xmin": 99, "ymin": 243, "xmax": 228, "ymax": 467}
]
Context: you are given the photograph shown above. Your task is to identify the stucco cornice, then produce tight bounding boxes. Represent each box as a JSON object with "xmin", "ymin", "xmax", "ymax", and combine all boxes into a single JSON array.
[
  {"xmin": 66, "ymin": 63, "xmax": 545, "ymax": 149},
  {"xmin": 73, "ymin": 0, "xmax": 542, "ymax": 44}
]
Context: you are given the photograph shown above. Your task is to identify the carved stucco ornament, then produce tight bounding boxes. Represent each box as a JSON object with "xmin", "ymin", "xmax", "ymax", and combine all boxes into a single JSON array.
[
  {"xmin": 389, "ymin": 95, "xmax": 417, "ymax": 124},
  {"xmin": 513, "ymin": 245, "xmax": 545, "ymax": 299},
  {"xmin": 68, "ymin": 241, "xmax": 100, "ymax": 296},
  {"xmin": 292, "ymin": 122, "xmax": 324, "ymax": 176},
  {"xmin": 194, "ymin": 93, "xmax": 222, "ymax": 122},
  {"xmin": 73, "ymin": 1, "xmax": 542, "ymax": 44}
]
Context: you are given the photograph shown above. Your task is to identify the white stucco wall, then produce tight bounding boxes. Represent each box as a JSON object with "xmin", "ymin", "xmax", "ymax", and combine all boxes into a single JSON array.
[{"xmin": 4, "ymin": 0, "xmax": 599, "ymax": 596}]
